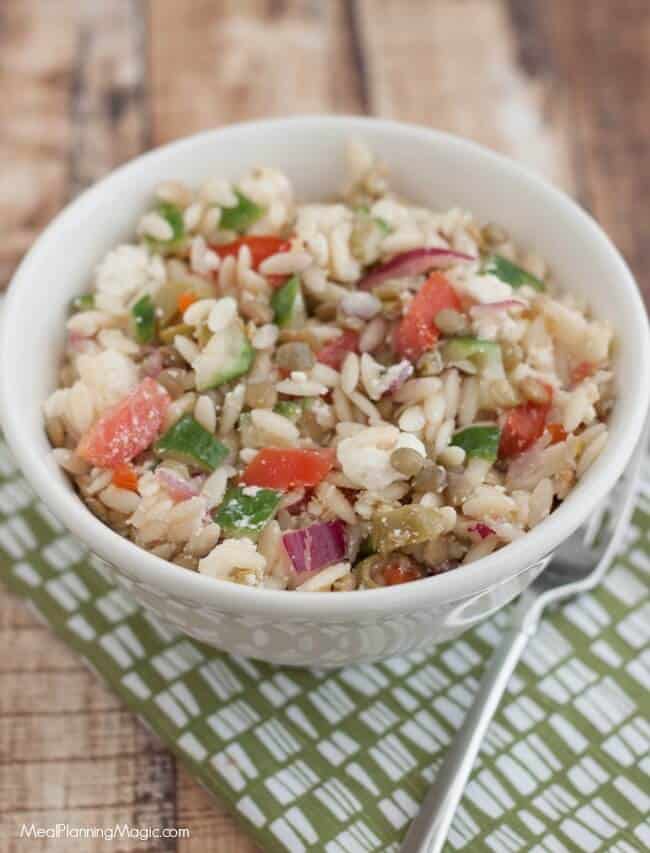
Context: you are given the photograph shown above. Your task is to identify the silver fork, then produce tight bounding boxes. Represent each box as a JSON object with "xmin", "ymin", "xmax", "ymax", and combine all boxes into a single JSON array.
[{"xmin": 401, "ymin": 426, "xmax": 646, "ymax": 853}]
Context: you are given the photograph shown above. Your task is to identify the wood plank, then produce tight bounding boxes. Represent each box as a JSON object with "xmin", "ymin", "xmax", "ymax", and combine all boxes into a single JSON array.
[
  {"xmin": 149, "ymin": 0, "xmax": 364, "ymax": 143},
  {"xmin": 176, "ymin": 767, "xmax": 259, "ymax": 853},
  {"xmin": 0, "ymin": 1, "xmax": 78, "ymax": 290},
  {"xmin": 356, "ymin": 0, "xmax": 574, "ymax": 190},
  {"xmin": 541, "ymin": 0, "xmax": 650, "ymax": 305},
  {"xmin": 67, "ymin": 0, "xmax": 149, "ymax": 195}
]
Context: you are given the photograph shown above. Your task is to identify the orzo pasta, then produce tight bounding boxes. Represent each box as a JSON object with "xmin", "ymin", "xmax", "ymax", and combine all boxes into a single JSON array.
[{"xmin": 45, "ymin": 141, "xmax": 615, "ymax": 591}]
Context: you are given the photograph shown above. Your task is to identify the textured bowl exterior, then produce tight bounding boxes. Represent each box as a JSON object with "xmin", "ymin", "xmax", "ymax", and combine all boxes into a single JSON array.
[
  {"xmin": 2, "ymin": 117, "xmax": 649, "ymax": 666},
  {"xmin": 108, "ymin": 555, "xmax": 551, "ymax": 666}
]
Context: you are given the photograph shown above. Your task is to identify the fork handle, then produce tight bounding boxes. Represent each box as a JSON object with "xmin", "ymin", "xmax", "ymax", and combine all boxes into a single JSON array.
[{"xmin": 400, "ymin": 625, "xmax": 532, "ymax": 853}]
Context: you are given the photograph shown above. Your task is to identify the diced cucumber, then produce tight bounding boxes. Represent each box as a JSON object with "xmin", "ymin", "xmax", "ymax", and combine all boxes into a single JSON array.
[
  {"xmin": 442, "ymin": 336, "xmax": 505, "ymax": 379},
  {"xmin": 214, "ymin": 486, "xmax": 281, "ymax": 540},
  {"xmin": 71, "ymin": 293, "xmax": 95, "ymax": 312},
  {"xmin": 271, "ymin": 275, "xmax": 305, "ymax": 328},
  {"xmin": 193, "ymin": 321, "xmax": 254, "ymax": 391},
  {"xmin": 130, "ymin": 294, "xmax": 156, "ymax": 344},
  {"xmin": 451, "ymin": 425, "xmax": 500, "ymax": 462},
  {"xmin": 154, "ymin": 414, "xmax": 228, "ymax": 472},
  {"xmin": 219, "ymin": 191, "xmax": 265, "ymax": 233},
  {"xmin": 482, "ymin": 254, "xmax": 545, "ymax": 291}
]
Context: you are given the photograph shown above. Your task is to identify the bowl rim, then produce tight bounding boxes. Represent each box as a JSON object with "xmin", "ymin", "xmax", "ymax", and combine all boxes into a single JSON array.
[{"xmin": 1, "ymin": 114, "xmax": 648, "ymax": 618}]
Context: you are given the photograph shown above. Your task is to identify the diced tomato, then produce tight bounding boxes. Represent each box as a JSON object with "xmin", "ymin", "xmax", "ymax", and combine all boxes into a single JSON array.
[
  {"xmin": 316, "ymin": 331, "xmax": 359, "ymax": 370},
  {"xmin": 546, "ymin": 422, "xmax": 567, "ymax": 445},
  {"xmin": 111, "ymin": 463, "xmax": 139, "ymax": 492},
  {"xmin": 571, "ymin": 361, "xmax": 596, "ymax": 384},
  {"xmin": 241, "ymin": 448, "xmax": 336, "ymax": 490},
  {"xmin": 77, "ymin": 378, "xmax": 170, "ymax": 469},
  {"xmin": 394, "ymin": 272, "xmax": 463, "ymax": 361},
  {"xmin": 212, "ymin": 236, "xmax": 291, "ymax": 270},
  {"xmin": 177, "ymin": 290, "xmax": 197, "ymax": 314},
  {"xmin": 383, "ymin": 564, "xmax": 421, "ymax": 586},
  {"xmin": 499, "ymin": 401, "xmax": 551, "ymax": 458}
]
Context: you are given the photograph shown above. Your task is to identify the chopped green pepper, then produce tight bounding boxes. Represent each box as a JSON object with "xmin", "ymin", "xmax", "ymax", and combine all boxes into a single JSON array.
[
  {"xmin": 371, "ymin": 506, "xmax": 451, "ymax": 554},
  {"xmin": 154, "ymin": 414, "xmax": 228, "ymax": 472},
  {"xmin": 451, "ymin": 425, "xmax": 501, "ymax": 462},
  {"xmin": 71, "ymin": 293, "xmax": 95, "ymax": 312},
  {"xmin": 220, "ymin": 191, "xmax": 265, "ymax": 232},
  {"xmin": 442, "ymin": 336, "xmax": 505, "ymax": 379},
  {"xmin": 482, "ymin": 254, "xmax": 545, "ymax": 291},
  {"xmin": 214, "ymin": 486, "xmax": 281, "ymax": 540},
  {"xmin": 271, "ymin": 274, "xmax": 304, "ymax": 328},
  {"xmin": 130, "ymin": 294, "xmax": 156, "ymax": 344}
]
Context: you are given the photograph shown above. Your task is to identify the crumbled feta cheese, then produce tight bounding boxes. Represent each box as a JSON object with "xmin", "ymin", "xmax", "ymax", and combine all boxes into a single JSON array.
[
  {"xmin": 94, "ymin": 244, "xmax": 165, "ymax": 316},
  {"xmin": 199, "ymin": 537, "xmax": 266, "ymax": 581},
  {"xmin": 242, "ymin": 485, "xmax": 262, "ymax": 497},
  {"xmin": 336, "ymin": 425, "xmax": 426, "ymax": 491},
  {"xmin": 464, "ymin": 273, "xmax": 513, "ymax": 304}
]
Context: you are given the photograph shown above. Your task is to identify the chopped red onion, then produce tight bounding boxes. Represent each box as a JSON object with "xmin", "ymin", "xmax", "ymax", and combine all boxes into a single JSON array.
[
  {"xmin": 282, "ymin": 520, "xmax": 348, "ymax": 574},
  {"xmin": 385, "ymin": 359, "xmax": 414, "ymax": 394},
  {"xmin": 141, "ymin": 349, "xmax": 164, "ymax": 378},
  {"xmin": 360, "ymin": 247, "xmax": 475, "ymax": 290},
  {"xmin": 66, "ymin": 331, "xmax": 88, "ymax": 353},
  {"xmin": 156, "ymin": 467, "xmax": 201, "ymax": 501}
]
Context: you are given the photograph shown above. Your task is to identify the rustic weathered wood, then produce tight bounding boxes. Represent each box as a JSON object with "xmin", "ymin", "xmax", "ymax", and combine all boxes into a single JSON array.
[
  {"xmin": 542, "ymin": 0, "xmax": 650, "ymax": 296},
  {"xmin": 0, "ymin": 1, "xmax": 78, "ymax": 290},
  {"xmin": 356, "ymin": 0, "xmax": 575, "ymax": 190},
  {"xmin": 149, "ymin": 0, "xmax": 364, "ymax": 143},
  {"xmin": 67, "ymin": 0, "xmax": 149, "ymax": 196},
  {"xmin": 2, "ymin": 0, "xmax": 650, "ymax": 851}
]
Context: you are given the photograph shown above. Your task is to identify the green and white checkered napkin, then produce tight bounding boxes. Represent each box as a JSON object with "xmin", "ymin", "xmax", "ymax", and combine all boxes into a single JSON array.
[{"xmin": 1, "ymin": 432, "xmax": 649, "ymax": 853}]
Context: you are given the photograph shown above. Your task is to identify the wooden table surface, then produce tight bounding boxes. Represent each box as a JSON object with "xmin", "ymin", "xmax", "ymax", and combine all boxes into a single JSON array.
[{"xmin": 1, "ymin": 2, "xmax": 649, "ymax": 850}]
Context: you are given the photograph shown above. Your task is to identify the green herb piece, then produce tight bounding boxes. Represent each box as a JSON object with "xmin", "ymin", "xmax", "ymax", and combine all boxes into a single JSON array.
[
  {"xmin": 482, "ymin": 254, "xmax": 545, "ymax": 291},
  {"xmin": 373, "ymin": 217, "xmax": 391, "ymax": 235},
  {"xmin": 71, "ymin": 293, "xmax": 95, "ymax": 312},
  {"xmin": 214, "ymin": 486, "xmax": 281, "ymax": 540},
  {"xmin": 219, "ymin": 191, "xmax": 265, "ymax": 232},
  {"xmin": 451, "ymin": 425, "xmax": 501, "ymax": 462},
  {"xmin": 154, "ymin": 414, "xmax": 228, "ymax": 472},
  {"xmin": 273, "ymin": 398, "xmax": 313, "ymax": 422},
  {"xmin": 131, "ymin": 294, "xmax": 156, "ymax": 344},
  {"xmin": 157, "ymin": 202, "xmax": 185, "ymax": 243}
]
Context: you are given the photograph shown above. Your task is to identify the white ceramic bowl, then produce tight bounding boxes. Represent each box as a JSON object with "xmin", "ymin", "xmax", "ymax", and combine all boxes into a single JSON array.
[{"xmin": 2, "ymin": 117, "xmax": 648, "ymax": 666}]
